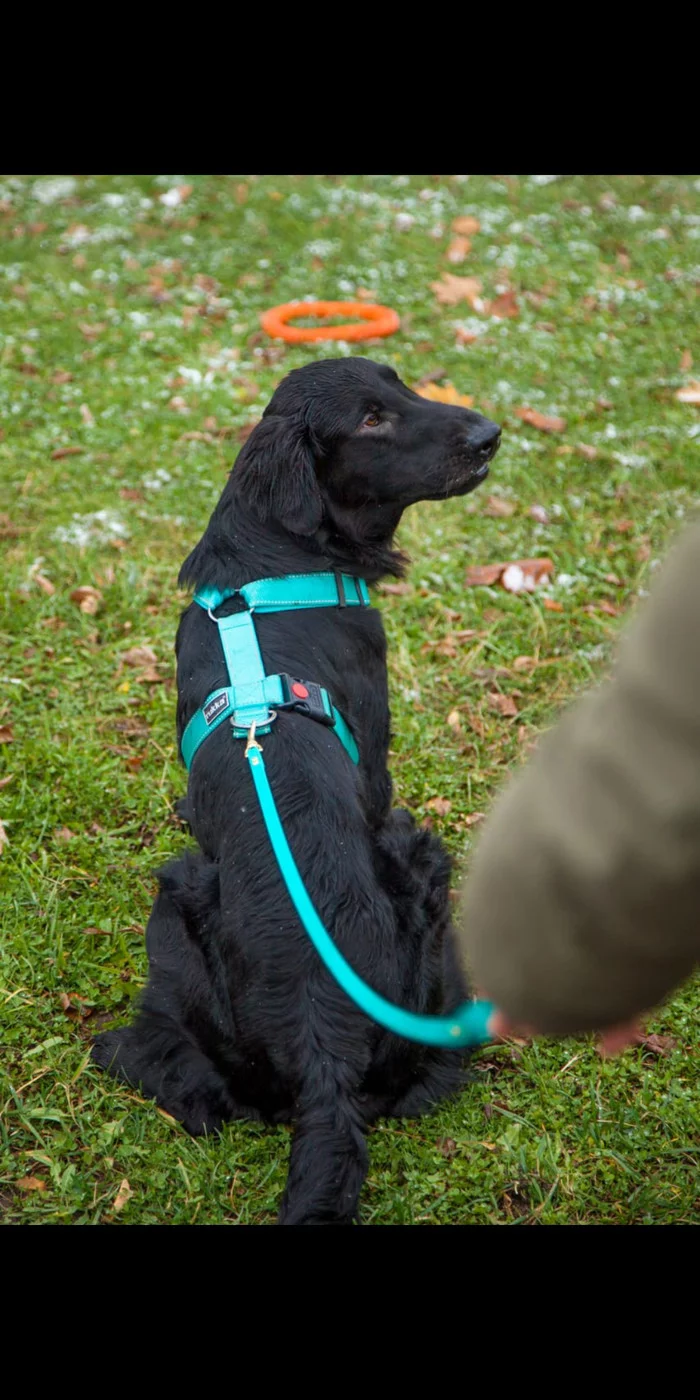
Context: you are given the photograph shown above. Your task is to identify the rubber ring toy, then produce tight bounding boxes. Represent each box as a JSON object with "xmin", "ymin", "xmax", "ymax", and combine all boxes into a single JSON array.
[{"xmin": 260, "ymin": 300, "xmax": 400, "ymax": 344}]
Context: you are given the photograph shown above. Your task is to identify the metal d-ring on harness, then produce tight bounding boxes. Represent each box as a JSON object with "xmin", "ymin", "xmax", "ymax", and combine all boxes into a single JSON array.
[{"xmin": 180, "ymin": 571, "xmax": 493, "ymax": 1049}]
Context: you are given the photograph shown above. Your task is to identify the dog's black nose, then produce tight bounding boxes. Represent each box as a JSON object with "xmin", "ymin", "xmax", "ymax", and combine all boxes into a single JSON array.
[{"xmin": 468, "ymin": 423, "xmax": 501, "ymax": 460}]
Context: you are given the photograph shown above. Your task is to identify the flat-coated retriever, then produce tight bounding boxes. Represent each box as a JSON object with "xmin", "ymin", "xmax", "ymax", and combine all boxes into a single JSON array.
[{"xmin": 92, "ymin": 357, "xmax": 500, "ymax": 1224}]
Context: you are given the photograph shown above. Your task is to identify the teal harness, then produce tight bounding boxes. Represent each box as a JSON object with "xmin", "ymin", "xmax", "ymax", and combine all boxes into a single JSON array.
[{"xmin": 181, "ymin": 572, "xmax": 493, "ymax": 1049}]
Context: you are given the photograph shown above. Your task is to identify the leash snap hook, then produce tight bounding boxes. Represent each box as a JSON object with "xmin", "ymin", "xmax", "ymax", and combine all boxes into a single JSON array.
[{"xmin": 245, "ymin": 721, "xmax": 263, "ymax": 757}]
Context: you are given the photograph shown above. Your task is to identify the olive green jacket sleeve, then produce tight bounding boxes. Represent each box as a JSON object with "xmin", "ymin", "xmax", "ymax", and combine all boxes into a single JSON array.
[{"xmin": 457, "ymin": 521, "xmax": 700, "ymax": 1035}]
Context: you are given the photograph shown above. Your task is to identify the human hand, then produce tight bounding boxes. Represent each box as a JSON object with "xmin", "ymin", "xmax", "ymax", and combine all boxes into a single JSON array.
[{"xmin": 488, "ymin": 1009, "xmax": 644, "ymax": 1057}]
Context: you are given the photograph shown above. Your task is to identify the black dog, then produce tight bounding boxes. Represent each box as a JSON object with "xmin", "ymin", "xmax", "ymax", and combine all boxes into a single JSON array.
[{"xmin": 92, "ymin": 357, "xmax": 500, "ymax": 1224}]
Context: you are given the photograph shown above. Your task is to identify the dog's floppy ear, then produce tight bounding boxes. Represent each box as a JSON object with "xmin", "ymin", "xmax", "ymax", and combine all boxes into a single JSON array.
[{"xmin": 233, "ymin": 414, "xmax": 323, "ymax": 536}]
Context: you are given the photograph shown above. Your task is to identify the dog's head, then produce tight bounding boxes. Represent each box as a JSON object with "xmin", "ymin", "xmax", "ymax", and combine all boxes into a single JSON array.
[{"xmin": 231, "ymin": 358, "xmax": 500, "ymax": 542}]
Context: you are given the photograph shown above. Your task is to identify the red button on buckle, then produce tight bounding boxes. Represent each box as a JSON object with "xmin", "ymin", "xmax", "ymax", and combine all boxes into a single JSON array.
[{"xmin": 291, "ymin": 682, "xmax": 309, "ymax": 699}]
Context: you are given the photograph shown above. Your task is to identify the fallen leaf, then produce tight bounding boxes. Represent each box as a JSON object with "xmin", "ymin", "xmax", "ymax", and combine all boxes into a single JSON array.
[
  {"xmin": 119, "ymin": 488, "xmax": 143, "ymax": 501},
  {"xmin": 136, "ymin": 668, "xmax": 162, "ymax": 684},
  {"xmin": 464, "ymin": 812, "xmax": 485, "ymax": 827},
  {"xmin": 17, "ymin": 1176, "xmax": 46, "ymax": 1192},
  {"xmin": 465, "ymin": 563, "xmax": 504, "ymax": 587},
  {"xmin": 487, "ymin": 290, "xmax": 520, "ymax": 319},
  {"xmin": 113, "ymin": 1178, "xmax": 133, "ymax": 1212},
  {"xmin": 18, "ymin": 361, "xmax": 39, "ymax": 375},
  {"xmin": 79, "ymin": 403, "xmax": 95, "ymax": 427},
  {"xmin": 59, "ymin": 991, "xmax": 73, "ymax": 1011},
  {"xmin": 33, "ymin": 572, "xmax": 55, "ymax": 596},
  {"xmin": 416, "ymin": 381, "xmax": 474, "ymax": 408},
  {"xmin": 452, "ymin": 216, "xmax": 481, "ymax": 236},
  {"xmin": 676, "ymin": 381, "xmax": 700, "ymax": 405},
  {"xmin": 430, "ymin": 273, "xmax": 482, "ymax": 308},
  {"xmin": 543, "ymin": 598, "xmax": 564, "ymax": 612},
  {"xmin": 514, "ymin": 407, "xmax": 567, "ymax": 433},
  {"xmin": 604, "ymin": 573, "xmax": 622, "ymax": 586},
  {"xmin": 120, "ymin": 645, "xmax": 158, "ymax": 668},
  {"xmin": 455, "ymin": 328, "xmax": 479, "ymax": 345},
  {"xmin": 377, "ymin": 582, "xmax": 412, "ymax": 596},
  {"xmin": 576, "ymin": 443, "xmax": 598, "ymax": 460},
  {"xmin": 636, "ymin": 538, "xmax": 652, "ymax": 563},
  {"xmin": 464, "ymin": 710, "xmax": 486, "ymax": 738},
  {"xmin": 77, "ymin": 322, "xmax": 107, "ymax": 340},
  {"xmin": 426, "ymin": 797, "xmax": 452, "ymax": 816},
  {"xmin": 82, "ymin": 926, "xmax": 112, "ymax": 936},
  {"xmin": 614, "ymin": 519, "xmax": 634, "ymax": 533},
  {"xmin": 584, "ymin": 599, "xmax": 620, "ymax": 617},
  {"xmin": 483, "ymin": 494, "xmax": 515, "ymax": 518},
  {"xmin": 446, "ymin": 236, "xmax": 471, "ymax": 264},
  {"xmin": 446, "ymin": 709, "xmax": 462, "ymax": 730},
  {"xmin": 55, "ymin": 826, "xmax": 76, "ymax": 842},
  {"xmin": 679, "ymin": 350, "xmax": 693, "ymax": 372},
  {"xmin": 51, "ymin": 446, "xmax": 83, "ymax": 460},
  {"xmin": 437, "ymin": 1137, "xmax": 458, "ymax": 1158},
  {"xmin": 0, "ymin": 725, "xmax": 14, "ymax": 743},
  {"xmin": 640, "ymin": 1032, "xmax": 677, "ymax": 1057},
  {"xmin": 0, "ymin": 773, "xmax": 14, "ymax": 788},
  {"xmin": 513, "ymin": 656, "xmax": 535, "ymax": 672},
  {"xmin": 414, "ymin": 368, "xmax": 447, "ymax": 389},
  {"xmin": 501, "ymin": 558, "xmax": 554, "ymax": 593},
  {"xmin": 70, "ymin": 585, "xmax": 103, "ymax": 616},
  {"xmin": 488, "ymin": 692, "xmax": 518, "ymax": 718},
  {"xmin": 529, "ymin": 504, "xmax": 549, "ymax": 524}
]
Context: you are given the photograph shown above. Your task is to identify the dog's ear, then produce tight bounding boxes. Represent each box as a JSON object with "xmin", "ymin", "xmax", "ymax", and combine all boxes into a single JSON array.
[{"xmin": 233, "ymin": 414, "xmax": 323, "ymax": 536}]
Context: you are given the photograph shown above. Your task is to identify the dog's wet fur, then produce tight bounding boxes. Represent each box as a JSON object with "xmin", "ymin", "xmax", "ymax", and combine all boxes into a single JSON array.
[{"xmin": 92, "ymin": 357, "xmax": 500, "ymax": 1224}]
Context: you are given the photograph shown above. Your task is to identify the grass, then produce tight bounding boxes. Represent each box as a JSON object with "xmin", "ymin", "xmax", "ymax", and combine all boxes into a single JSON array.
[{"xmin": 1, "ymin": 172, "xmax": 700, "ymax": 1225}]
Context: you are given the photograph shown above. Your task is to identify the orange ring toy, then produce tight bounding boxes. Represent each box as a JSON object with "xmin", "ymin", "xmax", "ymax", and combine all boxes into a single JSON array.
[{"xmin": 260, "ymin": 300, "xmax": 400, "ymax": 344}]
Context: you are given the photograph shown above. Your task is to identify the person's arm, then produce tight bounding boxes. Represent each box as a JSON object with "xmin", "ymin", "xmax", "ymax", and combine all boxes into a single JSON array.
[{"xmin": 458, "ymin": 522, "xmax": 700, "ymax": 1037}]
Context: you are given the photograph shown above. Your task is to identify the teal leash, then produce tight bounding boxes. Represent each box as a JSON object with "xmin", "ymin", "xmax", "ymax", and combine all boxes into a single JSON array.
[{"xmin": 244, "ymin": 724, "xmax": 494, "ymax": 1050}]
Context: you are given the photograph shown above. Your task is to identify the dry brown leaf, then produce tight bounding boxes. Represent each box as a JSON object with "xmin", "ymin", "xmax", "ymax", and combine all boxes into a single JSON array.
[
  {"xmin": 70, "ymin": 585, "xmax": 103, "ymax": 615},
  {"xmin": 640, "ymin": 1032, "xmax": 677, "ymax": 1057},
  {"xmin": 465, "ymin": 563, "xmax": 504, "ymax": 587},
  {"xmin": 33, "ymin": 572, "xmax": 55, "ymax": 596},
  {"xmin": 377, "ymin": 582, "xmax": 412, "ymax": 596},
  {"xmin": 430, "ymin": 273, "xmax": 482, "ymax": 308},
  {"xmin": 55, "ymin": 826, "xmax": 76, "ymax": 842},
  {"xmin": 676, "ymin": 381, "xmax": 700, "ymax": 405},
  {"xmin": 501, "ymin": 558, "xmax": 554, "ymax": 594},
  {"xmin": 679, "ymin": 350, "xmax": 693, "ymax": 372},
  {"xmin": 543, "ymin": 598, "xmax": 564, "ymax": 612},
  {"xmin": 488, "ymin": 692, "xmax": 518, "ymax": 718},
  {"xmin": 464, "ymin": 812, "xmax": 485, "ymax": 828},
  {"xmin": 529, "ymin": 504, "xmax": 549, "ymax": 524},
  {"xmin": 437, "ymin": 1137, "xmax": 458, "ymax": 1158},
  {"xmin": 514, "ymin": 407, "xmax": 567, "ymax": 433},
  {"xmin": 446, "ymin": 237, "xmax": 471, "ymax": 264},
  {"xmin": 483, "ymin": 495, "xmax": 515, "ymax": 518},
  {"xmin": 0, "ymin": 773, "xmax": 14, "ymax": 789},
  {"xmin": 17, "ymin": 1176, "xmax": 46, "ymax": 1192},
  {"xmin": 121, "ymin": 645, "xmax": 158, "ymax": 668},
  {"xmin": 455, "ymin": 328, "xmax": 479, "ymax": 345},
  {"xmin": 585, "ymin": 599, "xmax": 619, "ymax": 617},
  {"xmin": 513, "ymin": 656, "xmax": 536, "ymax": 672},
  {"xmin": 446, "ymin": 709, "xmax": 462, "ymax": 730},
  {"xmin": 79, "ymin": 404, "xmax": 95, "ymax": 427},
  {"xmin": 452, "ymin": 216, "xmax": 481, "ymax": 237},
  {"xmin": 51, "ymin": 445, "xmax": 83, "ymax": 460},
  {"xmin": 119, "ymin": 488, "xmax": 143, "ymax": 501},
  {"xmin": 136, "ymin": 668, "xmax": 162, "ymax": 684},
  {"xmin": 0, "ymin": 725, "xmax": 14, "ymax": 743},
  {"xmin": 614, "ymin": 519, "xmax": 634, "ymax": 533},
  {"xmin": 487, "ymin": 290, "xmax": 520, "ymax": 320},
  {"xmin": 425, "ymin": 797, "xmax": 452, "ymax": 816},
  {"xmin": 113, "ymin": 1178, "xmax": 133, "ymax": 1213},
  {"xmin": 77, "ymin": 322, "xmax": 107, "ymax": 340},
  {"xmin": 416, "ymin": 381, "xmax": 474, "ymax": 408},
  {"xmin": 576, "ymin": 443, "xmax": 598, "ymax": 460}
]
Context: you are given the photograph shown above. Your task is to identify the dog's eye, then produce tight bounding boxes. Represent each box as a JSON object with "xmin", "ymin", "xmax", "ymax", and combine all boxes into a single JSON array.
[{"xmin": 363, "ymin": 412, "xmax": 381, "ymax": 428}]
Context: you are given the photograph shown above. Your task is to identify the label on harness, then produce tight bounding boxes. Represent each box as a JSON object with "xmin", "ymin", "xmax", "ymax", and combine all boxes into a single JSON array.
[{"xmin": 203, "ymin": 691, "xmax": 229, "ymax": 725}]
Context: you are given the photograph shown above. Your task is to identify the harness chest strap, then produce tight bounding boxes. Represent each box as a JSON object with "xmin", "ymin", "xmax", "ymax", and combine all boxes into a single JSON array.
[{"xmin": 180, "ymin": 572, "xmax": 367, "ymax": 771}]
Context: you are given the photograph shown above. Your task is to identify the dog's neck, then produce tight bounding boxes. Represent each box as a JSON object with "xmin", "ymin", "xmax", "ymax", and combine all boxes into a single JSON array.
[{"xmin": 179, "ymin": 495, "xmax": 408, "ymax": 592}]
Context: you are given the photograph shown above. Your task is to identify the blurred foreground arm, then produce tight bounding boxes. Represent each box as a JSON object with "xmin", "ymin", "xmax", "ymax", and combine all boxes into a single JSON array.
[{"xmin": 458, "ymin": 523, "xmax": 700, "ymax": 1037}]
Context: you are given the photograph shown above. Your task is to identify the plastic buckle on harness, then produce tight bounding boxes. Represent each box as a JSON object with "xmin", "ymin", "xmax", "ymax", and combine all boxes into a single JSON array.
[{"xmin": 278, "ymin": 674, "xmax": 335, "ymax": 727}]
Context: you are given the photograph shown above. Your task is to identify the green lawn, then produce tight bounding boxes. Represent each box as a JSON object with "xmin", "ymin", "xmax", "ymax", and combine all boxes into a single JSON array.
[{"xmin": 1, "ymin": 173, "xmax": 699, "ymax": 1224}]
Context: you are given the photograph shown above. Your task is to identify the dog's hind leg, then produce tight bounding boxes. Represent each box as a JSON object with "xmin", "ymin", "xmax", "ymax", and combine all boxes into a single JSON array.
[
  {"xmin": 92, "ymin": 854, "xmax": 252, "ymax": 1136},
  {"xmin": 92, "ymin": 1016, "xmax": 245, "ymax": 1136}
]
